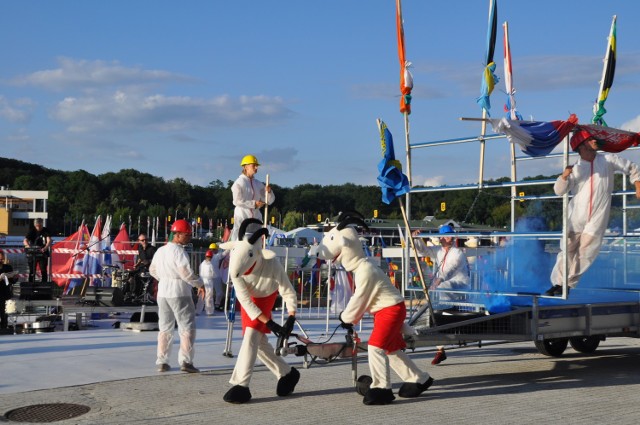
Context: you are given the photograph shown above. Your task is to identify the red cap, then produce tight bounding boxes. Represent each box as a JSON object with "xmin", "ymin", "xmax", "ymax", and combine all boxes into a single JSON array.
[
  {"xmin": 205, "ymin": 250, "xmax": 213, "ymax": 257},
  {"xmin": 570, "ymin": 130, "xmax": 593, "ymax": 151}
]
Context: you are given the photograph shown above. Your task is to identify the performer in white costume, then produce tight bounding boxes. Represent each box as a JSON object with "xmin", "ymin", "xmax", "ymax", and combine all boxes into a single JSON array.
[
  {"xmin": 317, "ymin": 212, "xmax": 432, "ymax": 405},
  {"xmin": 220, "ymin": 219, "xmax": 300, "ymax": 404},
  {"xmin": 547, "ymin": 130, "xmax": 640, "ymax": 296}
]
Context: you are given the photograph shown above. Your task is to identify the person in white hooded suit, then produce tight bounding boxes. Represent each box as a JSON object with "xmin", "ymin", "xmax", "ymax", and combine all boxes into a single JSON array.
[{"xmin": 547, "ymin": 130, "xmax": 640, "ymax": 296}]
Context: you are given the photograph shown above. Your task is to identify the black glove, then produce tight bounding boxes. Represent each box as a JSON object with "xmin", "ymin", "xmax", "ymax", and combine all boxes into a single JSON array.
[
  {"xmin": 339, "ymin": 312, "xmax": 353, "ymax": 330},
  {"xmin": 266, "ymin": 319, "xmax": 284, "ymax": 336}
]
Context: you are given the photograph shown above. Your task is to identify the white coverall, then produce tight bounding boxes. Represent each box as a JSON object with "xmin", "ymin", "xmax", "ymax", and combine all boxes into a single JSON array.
[
  {"xmin": 229, "ymin": 258, "xmax": 297, "ymax": 387},
  {"xmin": 551, "ymin": 152, "xmax": 640, "ymax": 288},
  {"xmin": 230, "ymin": 174, "xmax": 275, "ymax": 241},
  {"xmin": 150, "ymin": 242, "xmax": 204, "ymax": 366},
  {"xmin": 414, "ymin": 239, "xmax": 470, "ymax": 300},
  {"xmin": 197, "ymin": 258, "xmax": 215, "ymax": 315}
]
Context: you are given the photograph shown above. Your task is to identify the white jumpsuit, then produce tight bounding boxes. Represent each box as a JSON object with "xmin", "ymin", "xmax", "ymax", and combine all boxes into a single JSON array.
[
  {"xmin": 230, "ymin": 174, "xmax": 275, "ymax": 241},
  {"xmin": 150, "ymin": 242, "xmax": 203, "ymax": 366},
  {"xmin": 197, "ymin": 259, "xmax": 215, "ymax": 315},
  {"xmin": 551, "ymin": 152, "xmax": 640, "ymax": 288},
  {"xmin": 414, "ymin": 239, "xmax": 470, "ymax": 300}
]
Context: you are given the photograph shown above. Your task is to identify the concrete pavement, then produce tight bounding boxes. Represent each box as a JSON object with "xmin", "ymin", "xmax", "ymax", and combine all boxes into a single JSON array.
[{"xmin": 2, "ymin": 330, "xmax": 640, "ymax": 424}]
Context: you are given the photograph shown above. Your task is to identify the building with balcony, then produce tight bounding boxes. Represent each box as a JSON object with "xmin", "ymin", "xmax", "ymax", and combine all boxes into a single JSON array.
[{"xmin": 0, "ymin": 188, "xmax": 49, "ymax": 237}]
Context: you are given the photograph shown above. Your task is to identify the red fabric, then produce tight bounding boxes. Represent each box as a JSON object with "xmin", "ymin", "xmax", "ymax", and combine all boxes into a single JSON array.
[
  {"xmin": 578, "ymin": 125, "xmax": 640, "ymax": 153},
  {"xmin": 240, "ymin": 291, "xmax": 278, "ymax": 335},
  {"xmin": 368, "ymin": 302, "xmax": 407, "ymax": 353}
]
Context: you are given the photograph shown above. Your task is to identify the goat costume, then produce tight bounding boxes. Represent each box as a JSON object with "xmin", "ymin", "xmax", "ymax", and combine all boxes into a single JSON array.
[
  {"xmin": 317, "ymin": 213, "xmax": 432, "ymax": 405},
  {"xmin": 220, "ymin": 219, "xmax": 300, "ymax": 404}
]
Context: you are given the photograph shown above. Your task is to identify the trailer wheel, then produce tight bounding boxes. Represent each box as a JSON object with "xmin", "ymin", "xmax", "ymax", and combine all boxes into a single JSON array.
[
  {"xmin": 534, "ymin": 338, "xmax": 569, "ymax": 357},
  {"xmin": 569, "ymin": 336, "xmax": 601, "ymax": 353}
]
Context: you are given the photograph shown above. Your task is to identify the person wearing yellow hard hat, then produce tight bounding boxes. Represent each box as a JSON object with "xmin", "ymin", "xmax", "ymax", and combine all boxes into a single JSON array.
[{"xmin": 230, "ymin": 154, "xmax": 275, "ymax": 241}]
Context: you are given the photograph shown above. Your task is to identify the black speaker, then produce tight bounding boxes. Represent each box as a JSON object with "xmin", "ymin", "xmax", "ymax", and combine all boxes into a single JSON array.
[
  {"xmin": 130, "ymin": 311, "xmax": 159, "ymax": 323},
  {"xmin": 85, "ymin": 287, "xmax": 124, "ymax": 307},
  {"xmin": 15, "ymin": 282, "xmax": 53, "ymax": 300}
]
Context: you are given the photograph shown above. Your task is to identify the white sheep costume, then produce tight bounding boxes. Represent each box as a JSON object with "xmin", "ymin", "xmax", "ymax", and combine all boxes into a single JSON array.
[
  {"xmin": 219, "ymin": 219, "xmax": 300, "ymax": 404},
  {"xmin": 317, "ymin": 213, "xmax": 433, "ymax": 405}
]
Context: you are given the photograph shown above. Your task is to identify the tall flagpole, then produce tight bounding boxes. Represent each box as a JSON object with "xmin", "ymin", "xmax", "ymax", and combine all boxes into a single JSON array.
[
  {"xmin": 477, "ymin": 0, "xmax": 498, "ymax": 189},
  {"xmin": 503, "ymin": 20, "xmax": 517, "ymax": 232},
  {"xmin": 396, "ymin": 0, "xmax": 413, "ymax": 297}
]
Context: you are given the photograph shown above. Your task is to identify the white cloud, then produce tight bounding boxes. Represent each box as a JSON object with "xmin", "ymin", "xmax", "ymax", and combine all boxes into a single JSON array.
[
  {"xmin": 416, "ymin": 175, "xmax": 445, "ymax": 187},
  {"xmin": 0, "ymin": 95, "xmax": 33, "ymax": 123},
  {"xmin": 621, "ymin": 115, "xmax": 640, "ymax": 132},
  {"xmin": 51, "ymin": 91, "xmax": 293, "ymax": 133},
  {"xmin": 11, "ymin": 57, "xmax": 192, "ymax": 91}
]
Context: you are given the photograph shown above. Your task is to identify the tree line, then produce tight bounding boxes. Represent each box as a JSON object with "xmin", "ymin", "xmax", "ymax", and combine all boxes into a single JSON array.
[{"xmin": 2, "ymin": 156, "xmax": 636, "ymax": 237}]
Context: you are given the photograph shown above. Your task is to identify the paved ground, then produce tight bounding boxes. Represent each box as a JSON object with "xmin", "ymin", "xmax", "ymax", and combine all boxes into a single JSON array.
[{"xmin": 2, "ymin": 315, "xmax": 640, "ymax": 424}]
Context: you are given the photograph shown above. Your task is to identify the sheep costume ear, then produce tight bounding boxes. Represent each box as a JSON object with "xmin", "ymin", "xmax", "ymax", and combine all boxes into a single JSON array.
[
  {"xmin": 219, "ymin": 218, "xmax": 275, "ymax": 259},
  {"xmin": 336, "ymin": 211, "xmax": 370, "ymax": 233}
]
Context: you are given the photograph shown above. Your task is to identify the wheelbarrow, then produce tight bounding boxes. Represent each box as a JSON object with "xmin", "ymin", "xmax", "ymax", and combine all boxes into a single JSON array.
[{"xmin": 275, "ymin": 316, "xmax": 372, "ymax": 395}]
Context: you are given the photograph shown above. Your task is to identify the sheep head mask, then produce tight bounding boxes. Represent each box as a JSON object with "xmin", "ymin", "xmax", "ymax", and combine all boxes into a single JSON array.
[
  {"xmin": 317, "ymin": 211, "xmax": 369, "ymax": 271},
  {"xmin": 219, "ymin": 218, "xmax": 275, "ymax": 279}
]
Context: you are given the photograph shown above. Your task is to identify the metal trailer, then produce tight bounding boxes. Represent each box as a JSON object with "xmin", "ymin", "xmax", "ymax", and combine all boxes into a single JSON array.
[
  {"xmin": 406, "ymin": 296, "xmax": 640, "ymax": 357},
  {"xmin": 398, "ymin": 115, "xmax": 640, "ymax": 357}
]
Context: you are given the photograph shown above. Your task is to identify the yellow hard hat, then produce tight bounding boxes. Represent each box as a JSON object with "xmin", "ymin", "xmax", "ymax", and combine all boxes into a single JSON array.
[
  {"xmin": 240, "ymin": 154, "xmax": 260, "ymax": 167},
  {"xmin": 209, "ymin": 243, "xmax": 218, "ymax": 250}
]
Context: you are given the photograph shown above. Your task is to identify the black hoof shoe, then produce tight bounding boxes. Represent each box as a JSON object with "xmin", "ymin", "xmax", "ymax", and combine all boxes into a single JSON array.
[
  {"xmin": 276, "ymin": 367, "xmax": 300, "ymax": 396},
  {"xmin": 363, "ymin": 388, "xmax": 395, "ymax": 405},
  {"xmin": 398, "ymin": 376, "xmax": 434, "ymax": 398},
  {"xmin": 223, "ymin": 385, "xmax": 252, "ymax": 404}
]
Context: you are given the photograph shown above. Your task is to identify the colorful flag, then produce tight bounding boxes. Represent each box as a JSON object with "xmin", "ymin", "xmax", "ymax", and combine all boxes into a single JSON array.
[
  {"xmin": 222, "ymin": 224, "xmax": 231, "ymax": 242},
  {"xmin": 575, "ymin": 124, "xmax": 640, "ymax": 153},
  {"xmin": 83, "ymin": 216, "xmax": 104, "ymax": 287},
  {"xmin": 476, "ymin": 0, "xmax": 499, "ymax": 115},
  {"xmin": 592, "ymin": 16, "xmax": 617, "ymax": 126},
  {"xmin": 112, "ymin": 223, "xmax": 135, "ymax": 268},
  {"xmin": 490, "ymin": 114, "xmax": 578, "ymax": 157},
  {"xmin": 377, "ymin": 119, "xmax": 410, "ymax": 204},
  {"xmin": 50, "ymin": 222, "xmax": 88, "ymax": 288},
  {"xmin": 502, "ymin": 21, "xmax": 522, "ymax": 120},
  {"xmin": 396, "ymin": 0, "xmax": 413, "ymax": 114},
  {"xmin": 67, "ymin": 223, "xmax": 92, "ymax": 294},
  {"xmin": 100, "ymin": 215, "xmax": 112, "ymax": 285}
]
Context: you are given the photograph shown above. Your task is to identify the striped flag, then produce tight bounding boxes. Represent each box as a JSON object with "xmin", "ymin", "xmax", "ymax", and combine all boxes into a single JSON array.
[
  {"xmin": 476, "ymin": 0, "xmax": 499, "ymax": 115},
  {"xmin": 502, "ymin": 21, "xmax": 522, "ymax": 120},
  {"xmin": 490, "ymin": 114, "xmax": 578, "ymax": 157},
  {"xmin": 592, "ymin": 16, "xmax": 617, "ymax": 126},
  {"xmin": 396, "ymin": 0, "xmax": 413, "ymax": 114}
]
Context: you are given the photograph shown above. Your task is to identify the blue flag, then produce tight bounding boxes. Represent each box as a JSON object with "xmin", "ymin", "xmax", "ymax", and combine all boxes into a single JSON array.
[{"xmin": 377, "ymin": 120, "xmax": 410, "ymax": 204}]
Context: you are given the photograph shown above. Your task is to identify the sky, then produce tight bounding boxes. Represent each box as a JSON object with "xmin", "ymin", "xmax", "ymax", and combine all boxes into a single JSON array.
[{"xmin": 1, "ymin": 1, "xmax": 640, "ymax": 190}]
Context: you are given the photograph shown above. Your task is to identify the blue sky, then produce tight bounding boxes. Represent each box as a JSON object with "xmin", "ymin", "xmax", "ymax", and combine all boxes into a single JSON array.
[{"xmin": 1, "ymin": 1, "xmax": 639, "ymax": 189}]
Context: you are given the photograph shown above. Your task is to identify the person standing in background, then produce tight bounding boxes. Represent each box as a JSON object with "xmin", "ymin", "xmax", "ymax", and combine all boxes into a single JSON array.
[
  {"xmin": 23, "ymin": 218, "xmax": 52, "ymax": 283},
  {"xmin": 230, "ymin": 154, "xmax": 274, "ymax": 241},
  {"xmin": 150, "ymin": 219, "xmax": 205, "ymax": 373}
]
